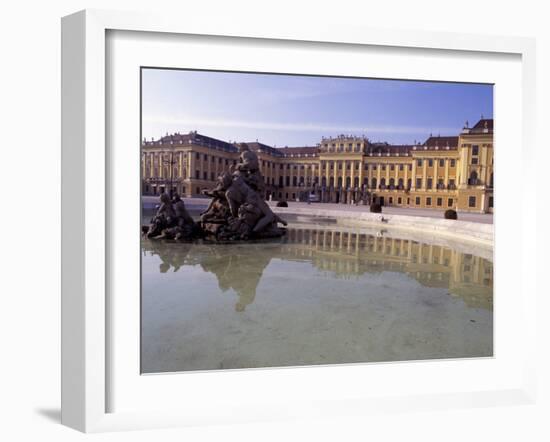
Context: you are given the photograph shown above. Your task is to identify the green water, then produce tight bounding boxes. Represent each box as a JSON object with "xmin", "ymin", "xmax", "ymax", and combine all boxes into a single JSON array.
[{"xmin": 141, "ymin": 224, "xmax": 493, "ymax": 373}]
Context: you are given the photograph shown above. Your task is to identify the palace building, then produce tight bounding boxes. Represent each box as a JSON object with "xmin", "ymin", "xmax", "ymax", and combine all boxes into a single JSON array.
[{"xmin": 141, "ymin": 118, "xmax": 494, "ymax": 213}]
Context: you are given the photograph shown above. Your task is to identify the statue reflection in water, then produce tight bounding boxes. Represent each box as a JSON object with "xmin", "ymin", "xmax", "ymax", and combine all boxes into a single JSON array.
[
  {"xmin": 143, "ymin": 239, "xmax": 270, "ymax": 312},
  {"xmin": 199, "ymin": 250, "xmax": 270, "ymax": 312},
  {"xmin": 142, "ymin": 227, "xmax": 493, "ymax": 311}
]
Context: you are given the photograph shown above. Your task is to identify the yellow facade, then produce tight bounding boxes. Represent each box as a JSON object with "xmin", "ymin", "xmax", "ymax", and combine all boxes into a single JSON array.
[{"xmin": 142, "ymin": 118, "xmax": 494, "ymax": 213}]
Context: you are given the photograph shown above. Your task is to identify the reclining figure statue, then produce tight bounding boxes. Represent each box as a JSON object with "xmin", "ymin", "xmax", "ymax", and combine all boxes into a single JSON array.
[
  {"xmin": 144, "ymin": 192, "xmax": 199, "ymax": 240},
  {"xmin": 199, "ymin": 170, "xmax": 287, "ymax": 240}
]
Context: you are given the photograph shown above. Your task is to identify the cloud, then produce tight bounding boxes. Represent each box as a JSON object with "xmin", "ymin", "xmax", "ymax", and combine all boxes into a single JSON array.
[
  {"xmin": 143, "ymin": 114, "xmax": 456, "ymax": 136},
  {"xmin": 253, "ymin": 77, "xmax": 363, "ymax": 103}
]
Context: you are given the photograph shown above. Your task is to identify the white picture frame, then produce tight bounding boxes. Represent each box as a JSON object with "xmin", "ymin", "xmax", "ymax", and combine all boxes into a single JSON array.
[{"xmin": 61, "ymin": 9, "xmax": 537, "ymax": 433}]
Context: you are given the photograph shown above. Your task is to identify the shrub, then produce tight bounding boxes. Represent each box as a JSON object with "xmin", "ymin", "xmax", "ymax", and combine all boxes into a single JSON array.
[
  {"xmin": 370, "ymin": 203, "xmax": 382, "ymax": 213},
  {"xmin": 276, "ymin": 200, "xmax": 288, "ymax": 207},
  {"xmin": 444, "ymin": 209, "xmax": 458, "ymax": 220}
]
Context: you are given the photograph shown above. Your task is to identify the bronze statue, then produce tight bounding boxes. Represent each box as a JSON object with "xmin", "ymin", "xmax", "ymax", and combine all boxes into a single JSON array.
[
  {"xmin": 142, "ymin": 146, "xmax": 287, "ymax": 242},
  {"xmin": 144, "ymin": 192, "xmax": 198, "ymax": 240},
  {"xmin": 225, "ymin": 172, "xmax": 287, "ymax": 234},
  {"xmin": 234, "ymin": 144, "xmax": 265, "ymax": 194},
  {"xmin": 197, "ymin": 146, "xmax": 286, "ymax": 240},
  {"xmin": 144, "ymin": 193, "xmax": 174, "ymax": 238}
]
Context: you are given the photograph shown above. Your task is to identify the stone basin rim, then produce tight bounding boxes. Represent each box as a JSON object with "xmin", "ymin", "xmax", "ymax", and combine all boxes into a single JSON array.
[{"xmin": 272, "ymin": 206, "xmax": 494, "ymax": 248}]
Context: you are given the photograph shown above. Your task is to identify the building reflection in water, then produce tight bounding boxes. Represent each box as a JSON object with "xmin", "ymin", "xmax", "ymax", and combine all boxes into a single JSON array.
[{"xmin": 142, "ymin": 226, "xmax": 493, "ymax": 311}]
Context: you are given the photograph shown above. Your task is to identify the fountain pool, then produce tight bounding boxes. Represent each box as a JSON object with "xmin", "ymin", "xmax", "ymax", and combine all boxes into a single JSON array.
[{"xmin": 141, "ymin": 219, "xmax": 492, "ymax": 373}]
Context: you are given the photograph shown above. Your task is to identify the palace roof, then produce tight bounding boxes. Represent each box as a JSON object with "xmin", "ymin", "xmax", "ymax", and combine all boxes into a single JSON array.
[
  {"xmin": 143, "ymin": 125, "xmax": 487, "ymax": 156},
  {"xmin": 459, "ymin": 118, "xmax": 494, "ymax": 136},
  {"xmin": 240, "ymin": 142, "xmax": 285, "ymax": 157},
  {"xmin": 423, "ymin": 135, "xmax": 459, "ymax": 149},
  {"xmin": 470, "ymin": 118, "xmax": 494, "ymax": 133},
  {"xmin": 143, "ymin": 131, "xmax": 239, "ymax": 152},
  {"xmin": 279, "ymin": 146, "xmax": 320, "ymax": 157},
  {"xmin": 366, "ymin": 143, "xmax": 414, "ymax": 155}
]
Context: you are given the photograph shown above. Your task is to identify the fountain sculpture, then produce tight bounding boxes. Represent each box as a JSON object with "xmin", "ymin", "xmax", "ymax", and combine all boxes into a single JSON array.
[{"xmin": 143, "ymin": 145, "xmax": 287, "ymax": 241}]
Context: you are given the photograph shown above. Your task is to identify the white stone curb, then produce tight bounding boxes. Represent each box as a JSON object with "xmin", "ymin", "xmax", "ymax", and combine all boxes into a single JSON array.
[{"xmin": 272, "ymin": 206, "xmax": 494, "ymax": 247}]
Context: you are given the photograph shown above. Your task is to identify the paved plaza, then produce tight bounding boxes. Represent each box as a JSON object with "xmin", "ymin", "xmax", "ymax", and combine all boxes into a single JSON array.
[
  {"xmin": 269, "ymin": 201, "xmax": 493, "ymax": 224},
  {"xmin": 142, "ymin": 195, "xmax": 493, "ymax": 224}
]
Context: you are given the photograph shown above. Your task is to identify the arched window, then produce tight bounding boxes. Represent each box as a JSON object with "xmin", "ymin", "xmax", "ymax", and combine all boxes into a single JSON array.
[
  {"xmin": 293, "ymin": 176, "xmax": 297, "ymax": 186},
  {"xmin": 329, "ymin": 177, "xmax": 334, "ymax": 187},
  {"xmin": 398, "ymin": 178, "xmax": 404, "ymax": 189},
  {"xmin": 371, "ymin": 178, "xmax": 377, "ymax": 189},
  {"xmin": 469, "ymin": 170, "xmax": 478, "ymax": 185},
  {"xmin": 380, "ymin": 178, "xmax": 386, "ymax": 189},
  {"xmin": 337, "ymin": 177, "xmax": 343, "ymax": 188},
  {"xmin": 389, "ymin": 178, "xmax": 395, "ymax": 188},
  {"xmin": 354, "ymin": 177, "xmax": 359, "ymax": 188},
  {"xmin": 345, "ymin": 177, "xmax": 351, "ymax": 188},
  {"xmin": 321, "ymin": 177, "xmax": 327, "ymax": 187}
]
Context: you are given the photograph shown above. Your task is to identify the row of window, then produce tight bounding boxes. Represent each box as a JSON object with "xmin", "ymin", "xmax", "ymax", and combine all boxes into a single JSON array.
[
  {"xmin": 322, "ymin": 142, "xmax": 364, "ymax": 152},
  {"xmin": 382, "ymin": 195, "xmax": 490, "ymax": 209},
  {"xmin": 144, "ymin": 166, "xmax": 185, "ymax": 179},
  {"xmin": 314, "ymin": 176, "xmax": 459, "ymax": 190},
  {"xmin": 144, "ymin": 184, "xmax": 492, "ymax": 211},
  {"xmin": 412, "ymin": 196, "xmax": 455, "ymax": 208},
  {"xmin": 191, "ymin": 170, "xmax": 321, "ymax": 188},
  {"xmin": 280, "ymin": 163, "xmax": 316, "ymax": 170},
  {"xmin": 181, "ymin": 171, "xmax": 461, "ymax": 191},
  {"xmin": 146, "ymin": 154, "xmax": 463, "ymax": 173},
  {"xmin": 146, "ymin": 149, "xmax": 476, "ymax": 169},
  {"xmin": 145, "ymin": 159, "xmax": 491, "ymax": 194},
  {"xmin": 322, "ymin": 162, "xmax": 412, "ymax": 171},
  {"xmin": 415, "ymin": 178, "xmax": 456, "ymax": 189},
  {"xmin": 195, "ymin": 152, "xmax": 236, "ymax": 166},
  {"xmin": 415, "ymin": 158, "xmax": 456, "ymax": 168},
  {"xmin": 147, "ymin": 164, "xmax": 476, "ymax": 193},
  {"xmin": 366, "ymin": 195, "xmax": 458, "ymax": 208},
  {"xmin": 318, "ymin": 159, "xmax": 458, "ymax": 170}
]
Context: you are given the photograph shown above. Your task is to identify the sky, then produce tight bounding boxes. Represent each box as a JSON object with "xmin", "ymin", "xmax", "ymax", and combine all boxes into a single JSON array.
[{"xmin": 141, "ymin": 68, "xmax": 493, "ymax": 147}]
